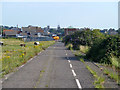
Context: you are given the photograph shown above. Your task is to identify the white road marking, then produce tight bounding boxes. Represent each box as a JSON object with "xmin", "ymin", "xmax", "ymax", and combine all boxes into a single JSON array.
[
  {"xmin": 20, "ymin": 65, "xmax": 24, "ymax": 68},
  {"xmin": 1, "ymin": 81, "xmax": 2, "ymax": 83},
  {"xmin": 75, "ymin": 79, "xmax": 82, "ymax": 89},
  {"xmin": 66, "ymin": 51, "xmax": 82, "ymax": 89},
  {"xmin": 27, "ymin": 58, "xmax": 33, "ymax": 63},
  {"xmin": 72, "ymin": 69, "xmax": 76, "ymax": 77},
  {"xmin": 70, "ymin": 64, "xmax": 72, "ymax": 68},
  {"xmin": 5, "ymin": 77, "xmax": 8, "ymax": 80},
  {"xmin": 68, "ymin": 60, "xmax": 70, "ymax": 63}
]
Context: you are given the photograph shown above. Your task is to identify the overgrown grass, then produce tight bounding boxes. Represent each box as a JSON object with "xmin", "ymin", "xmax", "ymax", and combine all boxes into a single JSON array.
[
  {"xmin": 66, "ymin": 43, "xmax": 73, "ymax": 50},
  {"xmin": 110, "ymin": 55, "xmax": 120, "ymax": 69},
  {"xmin": 1, "ymin": 38, "xmax": 55, "ymax": 77},
  {"xmin": 79, "ymin": 45, "xmax": 89, "ymax": 54},
  {"xmin": 104, "ymin": 69, "xmax": 120, "ymax": 85},
  {"xmin": 86, "ymin": 65, "xmax": 105, "ymax": 88}
]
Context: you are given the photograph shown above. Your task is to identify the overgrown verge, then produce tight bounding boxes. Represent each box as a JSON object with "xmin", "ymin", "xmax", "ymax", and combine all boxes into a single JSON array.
[
  {"xmin": 86, "ymin": 65, "xmax": 105, "ymax": 88},
  {"xmin": 66, "ymin": 45, "xmax": 105, "ymax": 88},
  {"xmin": 63, "ymin": 29, "xmax": 120, "ymax": 87},
  {"xmin": 103, "ymin": 68, "xmax": 120, "ymax": 85},
  {"xmin": 63, "ymin": 29, "xmax": 120, "ymax": 72},
  {"xmin": 1, "ymin": 38, "xmax": 55, "ymax": 77}
]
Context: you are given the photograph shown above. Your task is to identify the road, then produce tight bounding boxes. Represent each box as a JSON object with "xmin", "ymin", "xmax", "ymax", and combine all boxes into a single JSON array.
[{"xmin": 2, "ymin": 42, "xmax": 94, "ymax": 88}]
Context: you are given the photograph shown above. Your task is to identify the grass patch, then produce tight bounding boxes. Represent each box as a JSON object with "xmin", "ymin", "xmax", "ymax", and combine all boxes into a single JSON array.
[
  {"xmin": 86, "ymin": 65, "xmax": 105, "ymax": 88},
  {"xmin": 110, "ymin": 55, "xmax": 120, "ymax": 69},
  {"xmin": 103, "ymin": 69, "xmax": 120, "ymax": 85},
  {"xmin": 1, "ymin": 38, "xmax": 55, "ymax": 77},
  {"xmin": 79, "ymin": 45, "xmax": 89, "ymax": 54},
  {"xmin": 80, "ymin": 58, "xmax": 85, "ymax": 63}
]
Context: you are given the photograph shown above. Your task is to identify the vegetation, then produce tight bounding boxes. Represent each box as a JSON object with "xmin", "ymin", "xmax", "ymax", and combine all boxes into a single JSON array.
[
  {"xmin": 63, "ymin": 29, "xmax": 120, "ymax": 87},
  {"xmin": 86, "ymin": 35, "xmax": 120, "ymax": 66},
  {"xmin": 63, "ymin": 29, "xmax": 120, "ymax": 68},
  {"xmin": 49, "ymin": 28, "xmax": 64, "ymax": 36},
  {"xmin": 117, "ymin": 28, "xmax": 120, "ymax": 34},
  {"xmin": 1, "ymin": 38, "xmax": 55, "ymax": 77},
  {"xmin": 86, "ymin": 65, "xmax": 105, "ymax": 88},
  {"xmin": 103, "ymin": 69, "xmax": 120, "ymax": 85}
]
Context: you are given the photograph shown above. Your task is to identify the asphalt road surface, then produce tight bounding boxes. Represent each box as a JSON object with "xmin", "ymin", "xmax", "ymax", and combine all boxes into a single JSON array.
[{"xmin": 2, "ymin": 42, "xmax": 94, "ymax": 88}]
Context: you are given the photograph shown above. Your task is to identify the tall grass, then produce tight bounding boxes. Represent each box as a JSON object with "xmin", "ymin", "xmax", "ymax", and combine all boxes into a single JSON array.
[
  {"xmin": 110, "ymin": 55, "xmax": 120, "ymax": 69},
  {"xmin": 1, "ymin": 38, "xmax": 55, "ymax": 77},
  {"xmin": 86, "ymin": 65, "xmax": 105, "ymax": 88},
  {"xmin": 104, "ymin": 69, "xmax": 120, "ymax": 85}
]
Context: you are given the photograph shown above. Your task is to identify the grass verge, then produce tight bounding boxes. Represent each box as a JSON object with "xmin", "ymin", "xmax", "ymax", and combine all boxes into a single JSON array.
[
  {"xmin": 1, "ymin": 38, "xmax": 55, "ymax": 77},
  {"xmin": 103, "ymin": 68, "xmax": 120, "ymax": 85},
  {"xmin": 86, "ymin": 65, "xmax": 105, "ymax": 88}
]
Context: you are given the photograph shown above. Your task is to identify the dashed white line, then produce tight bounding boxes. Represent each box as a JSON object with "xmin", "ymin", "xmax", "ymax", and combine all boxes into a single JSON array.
[
  {"xmin": 70, "ymin": 64, "xmax": 72, "ymax": 68},
  {"xmin": 72, "ymin": 69, "xmax": 76, "ymax": 77},
  {"xmin": 66, "ymin": 52, "xmax": 82, "ymax": 89},
  {"xmin": 68, "ymin": 60, "xmax": 71, "ymax": 63},
  {"xmin": 75, "ymin": 79, "xmax": 82, "ymax": 89}
]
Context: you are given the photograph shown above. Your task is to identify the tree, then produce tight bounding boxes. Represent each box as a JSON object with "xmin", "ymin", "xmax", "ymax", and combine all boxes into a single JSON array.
[{"xmin": 117, "ymin": 28, "xmax": 120, "ymax": 34}]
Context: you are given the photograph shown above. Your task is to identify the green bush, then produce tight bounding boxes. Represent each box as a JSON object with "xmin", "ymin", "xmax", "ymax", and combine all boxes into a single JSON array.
[
  {"xmin": 86, "ymin": 35, "xmax": 120, "ymax": 65},
  {"xmin": 63, "ymin": 28, "xmax": 120, "ymax": 66}
]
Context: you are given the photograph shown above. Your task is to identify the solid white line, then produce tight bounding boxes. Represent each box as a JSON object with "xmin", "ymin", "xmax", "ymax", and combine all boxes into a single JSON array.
[
  {"xmin": 68, "ymin": 60, "xmax": 71, "ymax": 63},
  {"xmin": 72, "ymin": 69, "xmax": 76, "ymax": 77},
  {"xmin": 70, "ymin": 64, "xmax": 72, "ymax": 68},
  {"xmin": 20, "ymin": 65, "xmax": 24, "ymax": 68},
  {"xmin": 75, "ymin": 79, "xmax": 82, "ymax": 89},
  {"xmin": 66, "ymin": 53, "xmax": 67, "ymax": 55}
]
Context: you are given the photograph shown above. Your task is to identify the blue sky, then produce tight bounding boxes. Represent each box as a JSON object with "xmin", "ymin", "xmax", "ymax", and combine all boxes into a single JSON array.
[{"xmin": 2, "ymin": 2, "xmax": 118, "ymax": 29}]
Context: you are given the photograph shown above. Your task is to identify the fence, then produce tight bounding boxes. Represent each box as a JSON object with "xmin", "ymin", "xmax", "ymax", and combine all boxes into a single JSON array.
[{"xmin": 24, "ymin": 37, "xmax": 54, "ymax": 42}]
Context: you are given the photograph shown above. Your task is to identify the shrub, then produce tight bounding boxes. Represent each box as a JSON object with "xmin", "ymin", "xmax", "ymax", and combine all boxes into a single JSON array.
[{"xmin": 86, "ymin": 35, "xmax": 120, "ymax": 65}]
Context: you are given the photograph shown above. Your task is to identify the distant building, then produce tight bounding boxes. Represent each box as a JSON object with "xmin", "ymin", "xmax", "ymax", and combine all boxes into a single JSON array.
[
  {"xmin": 57, "ymin": 25, "xmax": 60, "ymax": 31},
  {"xmin": 0, "ymin": 26, "xmax": 3, "ymax": 35},
  {"xmin": 3, "ymin": 30, "xmax": 18, "ymax": 37},
  {"xmin": 100, "ymin": 29, "xmax": 108, "ymax": 34},
  {"xmin": 11, "ymin": 27, "xmax": 21, "ymax": 31},
  {"xmin": 108, "ymin": 28, "xmax": 118, "ymax": 35},
  {"xmin": 64, "ymin": 26, "xmax": 79, "ymax": 36},
  {"xmin": 21, "ymin": 25, "xmax": 44, "ymax": 37},
  {"xmin": 43, "ymin": 26, "xmax": 51, "ymax": 36}
]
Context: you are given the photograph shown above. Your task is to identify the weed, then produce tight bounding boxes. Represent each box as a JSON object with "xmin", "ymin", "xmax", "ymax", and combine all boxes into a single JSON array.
[{"xmin": 1, "ymin": 38, "xmax": 55, "ymax": 76}]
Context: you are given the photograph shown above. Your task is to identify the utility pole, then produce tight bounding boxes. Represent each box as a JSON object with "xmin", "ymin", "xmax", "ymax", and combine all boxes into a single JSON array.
[
  {"xmin": 1, "ymin": 25, "xmax": 3, "ymax": 37},
  {"xmin": 17, "ymin": 24, "xmax": 18, "ymax": 31}
]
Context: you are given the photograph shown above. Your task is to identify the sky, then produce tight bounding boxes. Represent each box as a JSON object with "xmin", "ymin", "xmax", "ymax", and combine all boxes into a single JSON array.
[{"xmin": 0, "ymin": 1, "xmax": 119, "ymax": 29}]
